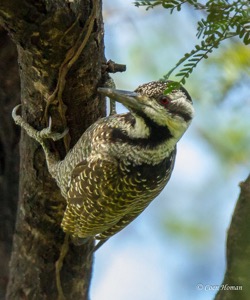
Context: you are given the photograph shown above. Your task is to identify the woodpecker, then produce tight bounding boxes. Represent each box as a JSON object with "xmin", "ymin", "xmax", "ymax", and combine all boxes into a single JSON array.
[{"xmin": 12, "ymin": 80, "xmax": 194, "ymax": 248}]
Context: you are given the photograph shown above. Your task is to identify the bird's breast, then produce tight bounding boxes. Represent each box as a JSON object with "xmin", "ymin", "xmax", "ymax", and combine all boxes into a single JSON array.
[{"xmin": 117, "ymin": 154, "xmax": 175, "ymax": 195}]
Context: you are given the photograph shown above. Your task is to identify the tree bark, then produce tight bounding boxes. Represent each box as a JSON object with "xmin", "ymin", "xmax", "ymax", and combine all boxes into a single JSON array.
[
  {"xmin": 0, "ymin": 27, "xmax": 20, "ymax": 299},
  {"xmin": 0, "ymin": 0, "xmax": 106, "ymax": 299},
  {"xmin": 215, "ymin": 175, "xmax": 250, "ymax": 300}
]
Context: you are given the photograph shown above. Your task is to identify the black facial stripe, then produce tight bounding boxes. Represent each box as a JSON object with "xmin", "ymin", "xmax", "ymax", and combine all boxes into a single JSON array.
[
  {"xmin": 167, "ymin": 102, "xmax": 192, "ymax": 122},
  {"xmin": 173, "ymin": 110, "xmax": 192, "ymax": 122},
  {"xmin": 110, "ymin": 112, "xmax": 173, "ymax": 148},
  {"xmin": 135, "ymin": 111, "xmax": 173, "ymax": 143},
  {"xmin": 179, "ymin": 86, "xmax": 192, "ymax": 103}
]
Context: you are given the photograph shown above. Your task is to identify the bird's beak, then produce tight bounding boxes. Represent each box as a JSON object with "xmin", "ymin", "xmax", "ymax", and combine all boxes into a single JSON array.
[{"xmin": 98, "ymin": 87, "xmax": 143, "ymax": 111}]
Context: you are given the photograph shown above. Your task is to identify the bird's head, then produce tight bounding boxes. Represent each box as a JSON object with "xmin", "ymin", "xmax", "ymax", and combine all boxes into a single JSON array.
[{"xmin": 98, "ymin": 81, "xmax": 194, "ymax": 140}]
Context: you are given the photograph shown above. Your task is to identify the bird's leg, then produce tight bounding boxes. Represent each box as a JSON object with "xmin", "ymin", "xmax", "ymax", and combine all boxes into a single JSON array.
[
  {"xmin": 12, "ymin": 104, "xmax": 68, "ymax": 144},
  {"xmin": 12, "ymin": 104, "xmax": 68, "ymax": 179},
  {"xmin": 40, "ymin": 117, "xmax": 69, "ymax": 141},
  {"xmin": 13, "ymin": 104, "xmax": 69, "ymax": 299}
]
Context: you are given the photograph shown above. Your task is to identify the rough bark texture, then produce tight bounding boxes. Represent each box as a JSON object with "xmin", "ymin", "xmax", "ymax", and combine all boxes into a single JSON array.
[
  {"xmin": 2, "ymin": 0, "xmax": 249, "ymax": 299},
  {"xmin": 0, "ymin": 0, "xmax": 106, "ymax": 299},
  {"xmin": 0, "ymin": 27, "xmax": 20, "ymax": 299},
  {"xmin": 215, "ymin": 175, "xmax": 250, "ymax": 300}
]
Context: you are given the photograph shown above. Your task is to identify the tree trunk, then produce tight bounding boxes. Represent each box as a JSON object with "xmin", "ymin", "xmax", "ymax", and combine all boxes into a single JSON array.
[
  {"xmin": 0, "ymin": 0, "xmax": 106, "ymax": 299},
  {"xmin": 215, "ymin": 175, "xmax": 250, "ymax": 300},
  {"xmin": 0, "ymin": 27, "xmax": 20, "ymax": 299}
]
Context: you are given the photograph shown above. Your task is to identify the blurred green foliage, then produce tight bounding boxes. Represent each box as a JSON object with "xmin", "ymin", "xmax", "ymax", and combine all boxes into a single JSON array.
[
  {"xmin": 93, "ymin": 3, "xmax": 250, "ymax": 299},
  {"xmin": 193, "ymin": 41, "xmax": 250, "ymax": 169},
  {"xmin": 104, "ymin": 0, "xmax": 250, "ymax": 239},
  {"xmin": 164, "ymin": 217, "xmax": 212, "ymax": 246},
  {"xmin": 206, "ymin": 42, "xmax": 250, "ymax": 96},
  {"xmin": 135, "ymin": 0, "xmax": 250, "ymax": 93}
]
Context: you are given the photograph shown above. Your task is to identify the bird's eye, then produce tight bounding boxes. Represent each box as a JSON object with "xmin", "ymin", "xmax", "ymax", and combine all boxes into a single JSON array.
[{"xmin": 160, "ymin": 96, "xmax": 170, "ymax": 107}]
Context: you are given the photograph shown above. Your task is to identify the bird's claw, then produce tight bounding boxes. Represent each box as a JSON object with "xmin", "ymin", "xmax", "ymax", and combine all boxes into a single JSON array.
[
  {"xmin": 39, "ymin": 118, "xmax": 69, "ymax": 141},
  {"xmin": 12, "ymin": 104, "xmax": 23, "ymax": 127},
  {"xmin": 12, "ymin": 104, "xmax": 68, "ymax": 142}
]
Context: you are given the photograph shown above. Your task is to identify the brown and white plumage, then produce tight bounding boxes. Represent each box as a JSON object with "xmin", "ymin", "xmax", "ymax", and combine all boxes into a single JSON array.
[{"xmin": 12, "ymin": 80, "xmax": 194, "ymax": 246}]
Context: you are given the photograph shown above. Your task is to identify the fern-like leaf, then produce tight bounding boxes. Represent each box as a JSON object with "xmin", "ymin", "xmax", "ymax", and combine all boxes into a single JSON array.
[{"xmin": 135, "ymin": 0, "xmax": 249, "ymax": 92}]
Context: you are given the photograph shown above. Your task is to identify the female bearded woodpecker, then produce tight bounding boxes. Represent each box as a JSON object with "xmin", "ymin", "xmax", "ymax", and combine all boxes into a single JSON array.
[{"xmin": 12, "ymin": 80, "xmax": 194, "ymax": 249}]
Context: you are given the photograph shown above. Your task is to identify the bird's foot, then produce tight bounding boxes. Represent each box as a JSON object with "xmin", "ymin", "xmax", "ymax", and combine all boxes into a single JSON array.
[
  {"xmin": 39, "ymin": 117, "xmax": 69, "ymax": 141},
  {"xmin": 12, "ymin": 104, "xmax": 68, "ymax": 143}
]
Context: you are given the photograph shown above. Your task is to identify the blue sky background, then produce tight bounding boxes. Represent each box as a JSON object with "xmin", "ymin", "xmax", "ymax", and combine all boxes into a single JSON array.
[{"xmin": 90, "ymin": 2, "xmax": 250, "ymax": 300}]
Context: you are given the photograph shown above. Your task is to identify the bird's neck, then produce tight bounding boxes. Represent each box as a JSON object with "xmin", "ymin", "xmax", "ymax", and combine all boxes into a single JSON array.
[
  {"xmin": 121, "ymin": 113, "xmax": 150, "ymax": 139},
  {"xmin": 118, "ymin": 112, "xmax": 174, "ymax": 145},
  {"xmin": 108, "ymin": 113, "xmax": 177, "ymax": 165}
]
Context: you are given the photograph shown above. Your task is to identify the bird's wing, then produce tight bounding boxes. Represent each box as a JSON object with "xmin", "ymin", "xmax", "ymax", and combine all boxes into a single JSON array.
[
  {"xmin": 61, "ymin": 149, "xmax": 176, "ymax": 239},
  {"xmin": 61, "ymin": 156, "xmax": 123, "ymax": 238},
  {"xmin": 97, "ymin": 148, "xmax": 177, "ymax": 239}
]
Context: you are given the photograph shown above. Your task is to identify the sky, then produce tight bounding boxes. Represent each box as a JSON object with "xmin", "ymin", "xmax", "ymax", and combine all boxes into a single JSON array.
[{"xmin": 90, "ymin": 1, "xmax": 249, "ymax": 300}]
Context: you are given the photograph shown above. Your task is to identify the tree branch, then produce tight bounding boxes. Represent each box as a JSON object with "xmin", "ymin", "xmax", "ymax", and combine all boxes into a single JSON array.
[{"xmin": 215, "ymin": 175, "xmax": 250, "ymax": 300}]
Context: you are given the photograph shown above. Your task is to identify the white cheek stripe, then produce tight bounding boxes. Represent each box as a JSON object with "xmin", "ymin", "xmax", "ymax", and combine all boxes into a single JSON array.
[
  {"xmin": 122, "ymin": 115, "xmax": 150, "ymax": 139},
  {"xmin": 174, "ymin": 96, "xmax": 194, "ymax": 118}
]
